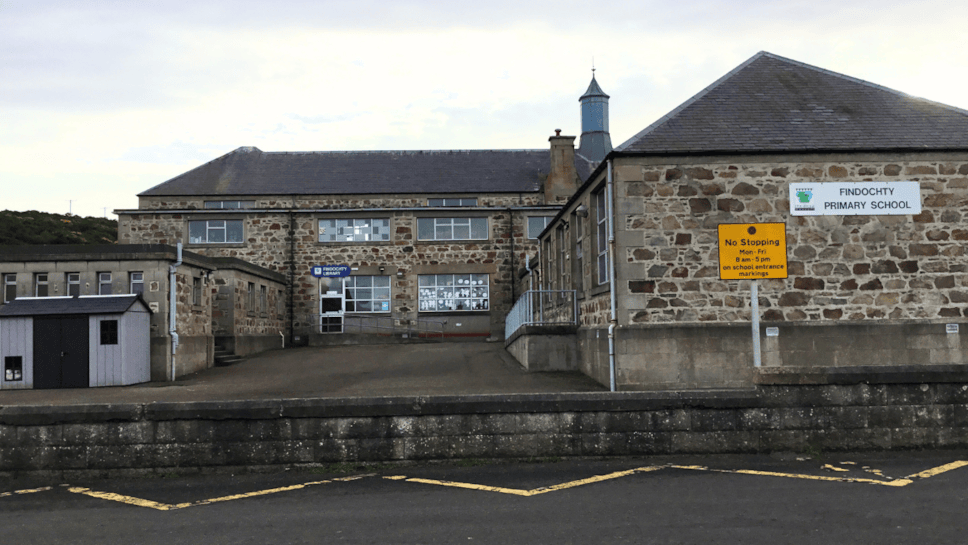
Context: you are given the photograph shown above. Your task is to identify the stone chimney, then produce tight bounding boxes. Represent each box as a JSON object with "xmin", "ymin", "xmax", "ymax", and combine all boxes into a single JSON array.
[{"xmin": 546, "ymin": 129, "xmax": 578, "ymax": 203}]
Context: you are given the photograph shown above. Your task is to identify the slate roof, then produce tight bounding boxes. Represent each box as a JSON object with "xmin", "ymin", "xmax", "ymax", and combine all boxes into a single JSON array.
[
  {"xmin": 140, "ymin": 148, "xmax": 549, "ymax": 197},
  {"xmin": 616, "ymin": 51, "xmax": 968, "ymax": 155},
  {"xmin": 580, "ymin": 75, "xmax": 609, "ymax": 100},
  {"xmin": 0, "ymin": 295, "xmax": 150, "ymax": 317}
]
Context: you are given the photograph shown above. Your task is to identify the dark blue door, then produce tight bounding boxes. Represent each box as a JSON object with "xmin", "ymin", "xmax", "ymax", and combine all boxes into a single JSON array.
[{"xmin": 33, "ymin": 316, "xmax": 89, "ymax": 389}]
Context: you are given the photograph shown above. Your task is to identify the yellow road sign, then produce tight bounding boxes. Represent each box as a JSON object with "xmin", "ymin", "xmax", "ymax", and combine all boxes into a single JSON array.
[{"xmin": 718, "ymin": 223, "xmax": 788, "ymax": 280}]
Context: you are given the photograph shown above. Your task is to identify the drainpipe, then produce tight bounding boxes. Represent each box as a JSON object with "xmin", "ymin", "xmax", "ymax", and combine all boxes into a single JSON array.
[
  {"xmin": 607, "ymin": 160, "xmax": 617, "ymax": 392},
  {"xmin": 288, "ymin": 207, "xmax": 295, "ymax": 347},
  {"xmin": 168, "ymin": 242, "xmax": 183, "ymax": 381},
  {"xmin": 509, "ymin": 208, "xmax": 516, "ymax": 304}
]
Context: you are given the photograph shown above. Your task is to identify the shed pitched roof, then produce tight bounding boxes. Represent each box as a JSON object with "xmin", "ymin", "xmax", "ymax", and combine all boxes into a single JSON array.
[
  {"xmin": 140, "ymin": 148, "xmax": 549, "ymax": 197},
  {"xmin": 0, "ymin": 295, "xmax": 150, "ymax": 317},
  {"xmin": 616, "ymin": 51, "xmax": 968, "ymax": 155}
]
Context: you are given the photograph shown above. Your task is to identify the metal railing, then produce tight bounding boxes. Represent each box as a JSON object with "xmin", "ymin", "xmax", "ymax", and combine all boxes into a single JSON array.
[
  {"xmin": 293, "ymin": 313, "xmax": 446, "ymax": 339},
  {"xmin": 504, "ymin": 289, "xmax": 578, "ymax": 340}
]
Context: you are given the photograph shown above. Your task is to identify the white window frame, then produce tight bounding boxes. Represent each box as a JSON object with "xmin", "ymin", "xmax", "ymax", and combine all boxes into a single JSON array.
[
  {"xmin": 428, "ymin": 198, "xmax": 477, "ymax": 207},
  {"xmin": 527, "ymin": 216, "xmax": 554, "ymax": 239},
  {"xmin": 203, "ymin": 200, "xmax": 255, "ymax": 209},
  {"xmin": 189, "ymin": 220, "xmax": 244, "ymax": 244},
  {"xmin": 318, "ymin": 218, "xmax": 390, "ymax": 243},
  {"xmin": 596, "ymin": 190, "xmax": 609, "ymax": 286},
  {"xmin": 130, "ymin": 272, "xmax": 144, "ymax": 295},
  {"xmin": 98, "ymin": 272, "xmax": 112, "ymax": 295},
  {"xmin": 344, "ymin": 276, "xmax": 391, "ymax": 313},
  {"xmin": 192, "ymin": 277, "xmax": 202, "ymax": 306},
  {"xmin": 66, "ymin": 272, "xmax": 80, "ymax": 297},
  {"xmin": 418, "ymin": 274, "xmax": 489, "ymax": 312},
  {"xmin": 3, "ymin": 274, "xmax": 16, "ymax": 303},
  {"xmin": 34, "ymin": 273, "xmax": 49, "ymax": 297},
  {"xmin": 574, "ymin": 212, "xmax": 584, "ymax": 293},
  {"xmin": 417, "ymin": 218, "xmax": 488, "ymax": 241},
  {"xmin": 247, "ymin": 282, "xmax": 255, "ymax": 314},
  {"xmin": 259, "ymin": 285, "xmax": 267, "ymax": 314}
]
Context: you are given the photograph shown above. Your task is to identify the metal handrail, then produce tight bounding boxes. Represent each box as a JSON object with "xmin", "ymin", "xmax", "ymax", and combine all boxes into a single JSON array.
[{"xmin": 504, "ymin": 289, "xmax": 578, "ymax": 340}]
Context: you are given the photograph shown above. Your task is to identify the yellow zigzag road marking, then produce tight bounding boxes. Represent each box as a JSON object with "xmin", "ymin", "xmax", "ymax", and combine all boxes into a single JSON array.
[
  {"xmin": 0, "ymin": 486, "xmax": 52, "ymax": 498},
  {"xmin": 669, "ymin": 465, "xmax": 913, "ymax": 487},
  {"xmin": 906, "ymin": 460, "xmax": 968, "ymax": 479},
  {"xmin": 66, "ymin": 474, "xmax": 375, "ymax": 511},
  {"xmin": 398, "ymin": 466, "xmax": 664, "ymax": 497}
]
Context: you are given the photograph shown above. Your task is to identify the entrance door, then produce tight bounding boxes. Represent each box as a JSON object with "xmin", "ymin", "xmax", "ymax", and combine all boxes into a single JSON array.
[
  {"xmin": 319, "ymin": 278, "xmax": 344, "ymax": 333},
  {"xmin": 33, "ymin": 316, "xmax": 90, "ymax": 389}
]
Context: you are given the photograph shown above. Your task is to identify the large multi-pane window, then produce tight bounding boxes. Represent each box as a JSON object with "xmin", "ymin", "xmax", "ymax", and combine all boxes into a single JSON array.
[
  {"xmin": 66, "ymin": 272, "xmax": 80, "ymax": 297},
  {"xmin": 98, "ymin": 272, "xmax": 112, "ymax": 295},
  {"xmin": 428, "ymin": 198, "xmax": 477, "ymax": 207},
  {"xmin": 417, "ymin": 218, "xmax": 488, "ymax": 241},
  {"xmin": 527, "ymin": 216, "xmax": 554, "ymax": 239},
  {"xmin": 573, "ymin": 212, "xmax": 584, "ymax": 292},
  {"xmin": 204, "ymin": 200, "xmax": 255, "ymax": 209},
  {"xmin": 418, "ymin": 274, "xmax": 489, "ymax": 312},
  {"xmin": 34, "ymin": 273, "xmax": 48, "ymax": 297},
  {"xmin": 318, "ymin": 218, "xmax": 390, "ymax": 242},
  {"xmin": 557, "ymin": 226, "xmax": 567, "ymax": 290},
  {"xmin": 345, "ymin": 276, "xmax": 391, "ymax": 313},
  {"xmin": 2, "ymin": 274, "xmax": 15, "ymax": 303},
  {"xmin": 596, "ymin": 190, "xmax": 609, "ymax": 285},
  {"xmin": 189, "ymin": 220, "xmax": 244, "ymax": 244}
]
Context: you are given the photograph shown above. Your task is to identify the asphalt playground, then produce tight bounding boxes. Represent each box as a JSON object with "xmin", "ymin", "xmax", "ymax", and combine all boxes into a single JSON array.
[{"xmin": 0, "ymin": 341, "xmax": 605, "ymax": 406}]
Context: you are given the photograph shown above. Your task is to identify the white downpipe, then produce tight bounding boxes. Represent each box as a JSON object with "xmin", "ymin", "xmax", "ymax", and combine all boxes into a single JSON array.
[
  {"xmin": 280, "ymin": 330, "xmax": 285, "ymax": 348},
  {"xmin": 168, "ymin": 242, "xmax": 182, "ymax": 381},
  {"xmin": 607, "ymin": 160, "xmax": 617, "ymax": 392},
  {"xmin": 751, "ymin": 280, "xmax": 762, "ymax": 367}
]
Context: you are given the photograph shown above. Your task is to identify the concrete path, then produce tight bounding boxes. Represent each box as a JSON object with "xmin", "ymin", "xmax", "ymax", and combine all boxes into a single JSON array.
[{"xmin": 0, "ymin": 342, "xmax": 605, "ymax": 406}]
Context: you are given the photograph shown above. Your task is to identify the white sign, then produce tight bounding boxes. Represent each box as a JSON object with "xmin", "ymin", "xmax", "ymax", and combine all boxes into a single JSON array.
[
  {"xmin": 766, "ymin": 327, "xmax": 779, "ymax": 337},
  {"xmin": 947, "ymin": 324, "xmax": 960, "ymax": 334},
  {"xmin": 789, "ymin": 182, "xmax": 921, "ymax": 216}
]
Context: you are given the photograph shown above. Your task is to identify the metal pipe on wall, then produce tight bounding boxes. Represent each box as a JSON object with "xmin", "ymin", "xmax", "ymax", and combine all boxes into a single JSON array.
[
  {"xmin": 168, "ymin": 241, "xmax": 182, "ymax": 381},
  {"xmin": 607, "ymin": 160, "xmax": 617, "ymax": 393}
]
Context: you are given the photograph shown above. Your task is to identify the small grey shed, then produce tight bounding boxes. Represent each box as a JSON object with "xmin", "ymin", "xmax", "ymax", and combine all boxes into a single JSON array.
[{"xmin": 0, "ymin": 295, "xmax": 152, "ymax": 390}]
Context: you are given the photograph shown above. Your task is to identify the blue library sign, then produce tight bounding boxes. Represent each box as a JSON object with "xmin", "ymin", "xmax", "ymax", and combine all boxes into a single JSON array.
[{"xmin": 311, "ymin": 265, "xmax": 351, "ymax": 278}]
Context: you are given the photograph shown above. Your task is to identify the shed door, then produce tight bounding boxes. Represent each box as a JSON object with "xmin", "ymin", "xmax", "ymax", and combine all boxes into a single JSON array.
[{"xmin": 33, "ymin": 316, "xmax": 90, "ymax": 389}]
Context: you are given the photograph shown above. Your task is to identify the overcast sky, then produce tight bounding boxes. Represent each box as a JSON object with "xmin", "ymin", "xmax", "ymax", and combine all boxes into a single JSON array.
[{"xmin": 2, "ymin": 0, "xmax": 966, "ymax": 219}]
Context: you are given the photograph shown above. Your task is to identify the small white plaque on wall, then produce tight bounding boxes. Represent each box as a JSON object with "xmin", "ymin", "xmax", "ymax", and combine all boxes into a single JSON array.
[
  {"xmin": 947, "ymin": 324, "xmax": 959, "ymax": 334},
  {"xmin": 765, "ymin": 327, "xmax": 779, "ymax": 337}
]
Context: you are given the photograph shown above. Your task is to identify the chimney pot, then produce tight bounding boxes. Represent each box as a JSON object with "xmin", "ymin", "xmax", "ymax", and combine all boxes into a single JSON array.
[{"xmin": 555, "ymin": 129, "xmax": 561, "ymax": 136}]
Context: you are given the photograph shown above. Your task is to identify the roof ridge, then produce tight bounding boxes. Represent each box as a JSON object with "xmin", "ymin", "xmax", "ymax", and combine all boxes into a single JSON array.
[
  {"xmin": 260, "ymin": 149, "xmax": 547, "ymax": 155},
  {"xmin": 615, "ymin": 51, "xmax": 771, "ymax": 152}
]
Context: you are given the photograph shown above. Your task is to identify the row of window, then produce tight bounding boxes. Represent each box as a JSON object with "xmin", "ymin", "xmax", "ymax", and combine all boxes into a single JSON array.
[
  {"xmin": 2, "ymin": 272, "xmax": 142, "ymax": 303},
  {"xmin": 201, "ymin": 199, "xmax": 481, "ymax": 209},
  {"xmin": 322, "ymin": 274, "xmax": 490, "ymax": 314},
  {"xmin": 542, "ymin": 190, "xmax": 611, "ymax": 291},
  {"xmin": 187, "ymin": 216, "xmax": 557, "ymax": 244}
]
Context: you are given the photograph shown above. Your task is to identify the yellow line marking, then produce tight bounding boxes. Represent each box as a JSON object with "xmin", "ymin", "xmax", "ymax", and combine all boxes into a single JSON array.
[
  {"xmin": 669, "ymin": 465, "xmax": 914, "ymax": 487},
  {"xmin": 0, "ymin": 486, "xmax": 52, "ymax": 499},
  {"xmin": 66, "ymin": 474, "xmax": 377, "ymax": 511},
  {"xmin": 404, "ymin": 466, "xmax": 663, "ymax": 497},
  {"xmin": 383, "ymin": 475, "xmax": 408, "ymax": 480},
  {"xmin": 906, "ymin": 460, "xmax": 968, "ymax": 480},
  {"xmin": 821, "ymin": 464, "xmax": 850, "ymax": 472}
]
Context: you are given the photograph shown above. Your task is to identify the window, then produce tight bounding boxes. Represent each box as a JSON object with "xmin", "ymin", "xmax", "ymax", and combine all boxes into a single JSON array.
[
  {"xmin": 2, "ymin": 274, "xmax": 15, "ymax": 304},
  {"xmin": 557, "ymin": 226, "xmax": 567, "ymax": 290},
  {"xmin": 100, "ymin": 320, "xmax": 118, "ymax": 345},
  {"xmin": 4, "ymin": 356, "xmax": 22, "ymax": 382},
  {"xmin": 345, "ymin": 276, "xmax": 391, "ymax": 313},
  {"xmin": 574, "ymin": 212, "xmax": 584, "ymax": 292},
  {"xmin": 417, "ymin": 218, "xmax": 488, "ymax": 241},
  {"xmin": 189, "ymin": 220, "xmax": 244, "ymax": 244},
  {"xmin": 259, "ymin": 285, "xmax": 267, "ymax": 314},
  {"xmin": 98, "ymin": 272, "xmax": 112, "ymax": 295},
  {"xmin": 596, "ymin": 190, "xmax": 609, "ymax": 285},
  {"xmin": 34, "ymin": 273, "xmax": 48, "ymax": 297},
  {"xmin": 130, "ymin": 272, "xmax": 144, "ymax": 295},
  {"xmin": 247, "ymin": 282, "xmax": 255, "ymax": 313},
  {"xmin": 277, "ymin": 289, "xmax": 285, "ymax": 318},
  {"xmin": 418, "ymin": 274, "xmax": 488, "ymax": 312},
  {"xmin": 67, "ymin": 272, "xmax": 80, "ymax": 297},
  {"xmin": 192, "ymin": 277, "xmax": 202, "ymax": 305},
  {"xmin": 428, "ymin": 198, "xmax": 477, "ymax": 207},
  {"xmin": 318, "ymin": 218, "xmax": 390, "ymax": 242},
  {"xmin": 527, "ymin": 216, "xmax": 554, "ymax": 239},
  {"xmin": 204, "ymin": 200, "xmax": 255, "ymax": 209}
]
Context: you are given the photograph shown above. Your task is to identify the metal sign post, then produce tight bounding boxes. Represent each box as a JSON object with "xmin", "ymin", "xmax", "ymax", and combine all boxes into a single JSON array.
[{"xmin": 718, "ymin": 223, "xmax": 788, "ymax": 368}]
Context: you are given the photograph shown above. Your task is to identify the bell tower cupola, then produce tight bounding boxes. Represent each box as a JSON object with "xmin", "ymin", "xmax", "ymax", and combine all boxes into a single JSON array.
[{"xmin": 577, "ymin": 70, "xmax": 612, "ymax": 164}]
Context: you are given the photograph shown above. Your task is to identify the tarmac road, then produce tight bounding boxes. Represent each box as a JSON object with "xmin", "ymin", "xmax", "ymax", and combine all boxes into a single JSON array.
[
  {"xmin": 2, "ymin": 450, "xmax": 968, "ymax": 544},
  {"xmin": 0, "ymin": 342, "xmax": 605, "ymax": 406}
]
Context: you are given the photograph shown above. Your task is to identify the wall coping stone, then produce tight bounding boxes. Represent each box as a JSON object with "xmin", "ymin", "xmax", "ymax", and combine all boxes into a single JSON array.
[
  {"xmin": 505, "ymin": 324, "xmax": 578, "ymax": 346},
  {"xmin": 757, "ymin": 364, "xmax": 968, "ymax": 385},
  {"xmin": 0, "ymin": 403, "xmax": 143, "ymax": 425}
]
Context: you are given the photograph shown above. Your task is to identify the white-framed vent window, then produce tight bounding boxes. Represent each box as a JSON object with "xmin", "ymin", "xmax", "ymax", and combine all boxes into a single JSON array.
[
  {"xmin": 189, "ymin": 220, "xmax": 244, "ymax": 244},
  {"xmin": 98, "ymin": 272, "xmax": 112, "ymax": 295},
  {"xmin": 418, "ymin": 274, "xmax": 488, "ymax": 312},
  {"xmin": 527, "ymin": 216, "xmax": 554, "ymax": 239},
  {"xmin": 130, "ymin": 272, "xmax": 144, "ymax": 295},
  {"xmin": 34, "ymin": 273, "xmax": 49, "ymax": 297},
  {"xmin": 417, "ymin": 218, "xmax": 487, "ymax": 241},
  {"xmin": 428, "ymin": 198, "xmax": 477, "ymax": 207},
  {"xmin": 204, "ymin": 200, "xmax": 255, "ymax": 209},
  {"xmin": 318, "ymin": 218, "xmax": 390, "ymax": 242},
  {"xmin": 66, "ymin": 272, "xmax": 80, "ymax": 297},
  {"xmin": 3, "ymin": 274, "xmax": 15, "ymax": 303},
  {"xmin": 345, "ymin": 276, "xmax": 391, "ymax": 313}
]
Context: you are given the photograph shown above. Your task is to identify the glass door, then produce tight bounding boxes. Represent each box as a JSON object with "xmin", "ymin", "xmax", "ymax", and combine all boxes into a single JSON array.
[{"xmin": 319, "ymin": 277, "xmax": 345, "ymax": 333}]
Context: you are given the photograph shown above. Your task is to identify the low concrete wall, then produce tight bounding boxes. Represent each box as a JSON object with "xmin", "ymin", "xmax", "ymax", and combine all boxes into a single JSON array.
[
  {"xmin": 233, "ymin": 335, "xmax": 286, "ymax": 356},
  {"xmin": 579, "ymin": 321, "xmax": 968, "ymax": 390},
  {"xmin": 505, "ymin": 325, "xmax": 579, "ymax": 371},
  {"xmin": 4, "ymin": 381, "xmax": 968, "ymax": 474},
  {"xmin": 175, "ymin": 335, "xmax": 214, "ymax": 377}
]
